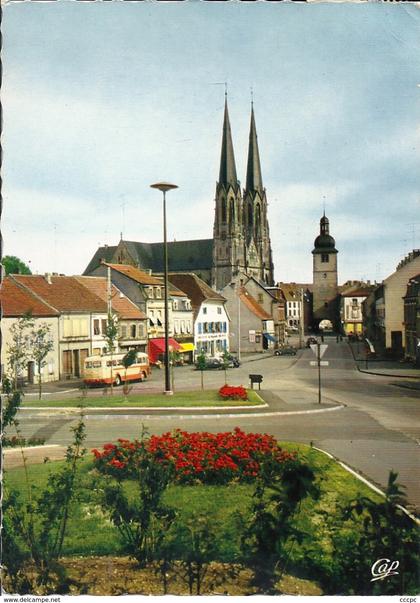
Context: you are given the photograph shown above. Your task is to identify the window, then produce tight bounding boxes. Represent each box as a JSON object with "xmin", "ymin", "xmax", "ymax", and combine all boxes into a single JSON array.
[
  {"xmin": 138, "ymin": 323, "xmax": 145, "ymax": 338},
  {"xmin": 174, "ymin": 321, "xmax": 179, "ymax": 334},
  {"xmin": 181, "ymin": 320, "xmax": 185, "ymax": 333},
  {"xmin": 120, "ymin": 325, "xmax": 127, "ymax": 338},
  {"xmin": 198, "ymin": 323, "xmax": 203, "ymax": 334},
  {"xmin": 148, "ymin": 287, "xmax": 154, "ymax": 298},
  {"xmin": 131, "ymin": 324, "xmax": 136, "ymax": 338},
  {"xmin": 155, "ymin": 287, "xmax": 161, "ymax": 298},
  {"xmin": 217, "ymin": 307, "xmax": 222, "ymax": 315},
  {"xmin": 203, "ymin": 307, "xmax": 207, "ymax": 315},
  {"xmin": 258, "ymin": 293, "xmax": 264, "ymax": 304},
  {"xmin": 173, "ymin": 300, "xmax": 178, "ymax": 311},
  {"xmin": 321, "ymin": 254, "xmax": 329, "ymax": 263},
  {"xmin": 101, "ymin": 319, "xmax": 107, "ymax": 334},
  {"xmin": 93, "ymin": 319, "xmax": 100, "ymax": 335}
]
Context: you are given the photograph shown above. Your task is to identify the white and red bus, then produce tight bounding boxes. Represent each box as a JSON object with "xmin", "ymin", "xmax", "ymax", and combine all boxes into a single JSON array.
[{"xmin": 83, "ymin": 352, "xmax": 150, "ymax": 387}]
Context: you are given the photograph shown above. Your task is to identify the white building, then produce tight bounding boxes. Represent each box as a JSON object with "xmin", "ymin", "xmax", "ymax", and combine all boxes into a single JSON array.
[{"xmin": 169, "ymin": 273, "xmax": 229, "ymax": 359}]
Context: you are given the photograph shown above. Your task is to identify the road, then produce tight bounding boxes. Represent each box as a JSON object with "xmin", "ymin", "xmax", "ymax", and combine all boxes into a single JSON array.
[{"xmin": 12, "ymin": 339, "xmax": 420, "ymax": 512}]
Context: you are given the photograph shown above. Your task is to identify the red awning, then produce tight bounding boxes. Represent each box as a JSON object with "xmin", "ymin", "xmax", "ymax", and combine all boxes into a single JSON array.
[{"xmin": 148, "ymin": 338, "xmax": 181, "ymax": 363}]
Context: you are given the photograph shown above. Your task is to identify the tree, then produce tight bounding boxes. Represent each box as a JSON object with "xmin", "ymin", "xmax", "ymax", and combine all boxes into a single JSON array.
[
  {"xmin": 6, "ymin": 314, "xmax": 34, "ymax": 389},
  {"xmin": 30, "ymin": 323, "xmax": 54, "ymax": 400},
  {"xmin": 2, "ymin": 255, "xmax": 32, "ymax": 275},
  {"xmin": 104, "ymin": 312, "xmax": 119, "ymax": 394},
  {"xmin": 196, "ymin": 351, "xmax": 207, "ymax": 391},
  {"xmin": 121, "ymin": 349, "xmax": 137, "ymax": 397}
]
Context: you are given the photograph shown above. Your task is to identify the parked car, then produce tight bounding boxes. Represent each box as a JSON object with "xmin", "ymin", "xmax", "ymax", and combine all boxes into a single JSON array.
[
  {"xmin": 274, "ymin": 347, "xmax": 297, "ymax": 356},
  {"xmin": 306, "ymin": 337, "xmax": 318, "ymax": 348},
  {"xmin": 195, "ymin": 357, "xmax": 223, "ymax": 370}
]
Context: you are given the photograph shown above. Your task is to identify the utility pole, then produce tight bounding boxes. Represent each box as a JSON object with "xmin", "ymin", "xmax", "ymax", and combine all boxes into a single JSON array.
[
  {"xmin": 299, "ymin": 288, "xmax": 305, "ymax": 349},
  {"xmin": 317, "ymin": 342, "xmax": 322, "ymax": 404}
]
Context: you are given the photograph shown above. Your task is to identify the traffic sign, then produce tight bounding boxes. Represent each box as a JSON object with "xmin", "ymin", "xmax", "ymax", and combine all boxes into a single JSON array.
[{"xmin": 310, "ymin": 344, "xmax": 328, "ymax": 358}]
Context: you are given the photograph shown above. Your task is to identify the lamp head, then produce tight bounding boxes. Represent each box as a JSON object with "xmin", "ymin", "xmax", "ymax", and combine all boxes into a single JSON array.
[{"xmin": 150, "ymin": 182, "xmax": 178, "ymax": 193}]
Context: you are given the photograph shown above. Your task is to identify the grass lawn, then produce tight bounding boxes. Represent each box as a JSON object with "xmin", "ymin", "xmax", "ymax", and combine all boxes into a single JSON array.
[
  {"xmin": 21, "ymin": 389, "xmax": 264, "ymax": 408},
  {"xmin": 4, "ymin": 442, "xmax": 382, "ymax": 561}
]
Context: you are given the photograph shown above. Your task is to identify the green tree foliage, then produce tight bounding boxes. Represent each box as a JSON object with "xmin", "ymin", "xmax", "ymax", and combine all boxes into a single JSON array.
[
  {"xmin": 104, "ymin": 312, "xmax": 119, "ymax": 394},
  {"xmin": 101, "ymin": 431, "xmax": 175, "ymax": 567},
  {"xmin": 6, "ymin": 314, "xmax": 34, "ymax": 389},
  {"xmin": 330, "ymin": 471, "xmax": 419, "ymax": 595},
  {"xmin": 196, "ymin": 351, "xmax": 206, "ymax": 390},
  {"xmin": 241, "ymin": 459, "xmax": 319, "ymax": 594},
  {"xmin": 30, "ymin": 322, "xmax": 54, "ymax": 400},
  {"xmin": 3, "ymin": 415, "xmax": 86, "ymax": 593},
  {"xmin": 2, "ymin": 255, "xmax": 32, "ymax": 275}
]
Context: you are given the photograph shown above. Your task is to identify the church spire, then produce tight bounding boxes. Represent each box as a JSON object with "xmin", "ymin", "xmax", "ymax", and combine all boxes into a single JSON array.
[
  {"xmin": 245, "ymin": 105, "xmax": 263, "ymax": 193},
  {"xmin": 218, "ymin": 97, "xmax": 239, "ymax": 190}
]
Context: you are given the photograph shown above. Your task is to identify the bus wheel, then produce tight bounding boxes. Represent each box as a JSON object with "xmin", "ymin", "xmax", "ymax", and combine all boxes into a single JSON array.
[
  {"xmin": 115, "ymin": 375, "xmax": 122, "ymax": 386},
  {"xmin": 142, "ymin": 372, "xmax": 148, "ymax": 381}
]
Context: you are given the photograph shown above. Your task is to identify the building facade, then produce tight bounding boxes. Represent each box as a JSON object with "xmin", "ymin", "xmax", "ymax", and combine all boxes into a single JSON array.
[
  {"xmin": 403, "ymin": 274, "xmax": 420, "ymax": 365},
  {"xmin": 168, "ymin": 272, "xmax": 229, "ymax": 359}
]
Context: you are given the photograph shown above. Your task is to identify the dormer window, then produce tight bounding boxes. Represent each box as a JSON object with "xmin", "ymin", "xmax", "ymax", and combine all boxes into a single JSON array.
[
  {"xmin": 173, "ymin": 300, "xmax": 178, "ymax": 311},
  {"xmin": 155, "ymin": 287, "xmax": 161, "ymax": 298},
  {"xmin": 148, "ymin": 287, "xmax": 154, "ymax": 298}
]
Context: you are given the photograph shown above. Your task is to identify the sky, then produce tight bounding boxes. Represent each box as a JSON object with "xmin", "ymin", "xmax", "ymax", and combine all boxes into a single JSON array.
[{"xmin": 2, "ymin": 1, "xmax": 419, "ymax": 285}]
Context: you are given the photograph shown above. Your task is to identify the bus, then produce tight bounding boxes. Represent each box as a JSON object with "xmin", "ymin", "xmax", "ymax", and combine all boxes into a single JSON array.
[{"xmin": 83, "ymin": 352, "xmax": 151, "ymax": 387}]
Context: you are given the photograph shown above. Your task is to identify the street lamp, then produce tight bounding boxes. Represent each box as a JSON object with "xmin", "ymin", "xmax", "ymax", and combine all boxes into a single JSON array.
[{"xmin": 150, "ymin": 182, "xmax": 178, "ymax": 395}]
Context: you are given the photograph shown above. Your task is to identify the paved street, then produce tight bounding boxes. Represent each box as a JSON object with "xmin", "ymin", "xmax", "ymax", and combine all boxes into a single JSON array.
[{"xmin": 10, "ymin": 339, "xmax": 420, "ymax": 512}]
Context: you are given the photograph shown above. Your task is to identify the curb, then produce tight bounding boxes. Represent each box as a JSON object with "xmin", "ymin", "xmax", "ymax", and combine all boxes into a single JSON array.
[
  {"xmin": 357, "ymin": 366, "xmax": 420, "ymax": 380},
  {"xmin": 20, "ymin": 402, "xmax": 345, "ymax": 420},
  {"xmin": 313, "ymin": 446, "xmax": 419, "ymax": 524},
  {"xmin": 3, "ymin": 444, "xmax": 61, "ymax": 454}
]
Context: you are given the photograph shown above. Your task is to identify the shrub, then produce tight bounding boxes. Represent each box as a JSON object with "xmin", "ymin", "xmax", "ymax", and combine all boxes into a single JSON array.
[
  {"xmin": 219, "ymin": 385, "xmax": 248, "ymax": 401},
  {"xmin": 92, "ymin": 428, "xmax": 295, "ymax": 485}
]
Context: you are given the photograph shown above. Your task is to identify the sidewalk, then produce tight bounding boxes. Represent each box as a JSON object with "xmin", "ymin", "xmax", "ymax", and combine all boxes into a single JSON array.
[{"xmin": 348, "ymin": 342, "xmax": 420, "ymax": 383}]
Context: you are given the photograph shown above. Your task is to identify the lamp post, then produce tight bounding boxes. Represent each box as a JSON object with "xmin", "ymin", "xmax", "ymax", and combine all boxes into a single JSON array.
[{"xmin": 150, "ymin": 182, "xmax": 178, "ymax": 395}]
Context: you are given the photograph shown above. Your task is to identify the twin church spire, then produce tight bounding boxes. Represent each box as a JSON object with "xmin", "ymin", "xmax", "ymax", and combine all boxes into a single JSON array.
[{"xmin": 212, "ymin": 98, "xmax": 274, "ymax": 290}]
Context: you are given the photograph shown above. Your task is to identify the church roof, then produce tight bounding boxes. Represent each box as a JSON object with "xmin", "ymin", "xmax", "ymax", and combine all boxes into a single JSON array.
[
  {"xmin": 84, "ymin": 239, "xmax": 214, "ymax": 276},
  {"xmin": 245, "ymin": 106, "xmax": 263, "ymax": 194},
  {"xmin": 218, "ymin": 98, "xmax": 239, "ymax": 191},
  {"xmin": 83, "ymin": 245, "xmax": 117, "ymax": 275}
]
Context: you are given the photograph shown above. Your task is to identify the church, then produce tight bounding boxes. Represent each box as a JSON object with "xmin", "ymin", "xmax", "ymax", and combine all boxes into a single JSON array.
[{"xmin": 84, "ymin": 99, "xmax": 274, "ymax": 290}]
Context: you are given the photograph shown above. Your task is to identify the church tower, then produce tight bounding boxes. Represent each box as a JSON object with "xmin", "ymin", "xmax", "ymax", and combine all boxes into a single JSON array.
[
  {"xmin": 212, "ymin": 98, "xmax": 246, "ymax": 290},
  {"xmin": 312, "ymin": 213, "xmax": 338, "ymax": 326},
  {"xmin": 242, "ymin": 105, "xmax": 274, "ymax": 286}
]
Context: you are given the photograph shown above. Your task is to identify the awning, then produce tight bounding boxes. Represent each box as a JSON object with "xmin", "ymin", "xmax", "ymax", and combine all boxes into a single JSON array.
[
  {"xmin": 148, "ymin": 338, "xmax": 181, "ymax": 363},
  {"xmin": 179, "ymin": 342, "xmax": 195, "ymax": 353},
  {"xmin": 263, "ymin": 333, "xmax": 277, "ymax": 342}
]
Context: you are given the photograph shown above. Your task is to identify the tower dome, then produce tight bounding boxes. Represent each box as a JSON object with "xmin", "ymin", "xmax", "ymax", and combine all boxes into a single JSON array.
[{"xmin": 313, "ymin": 214, "xmax": 337, "ymax": 254}]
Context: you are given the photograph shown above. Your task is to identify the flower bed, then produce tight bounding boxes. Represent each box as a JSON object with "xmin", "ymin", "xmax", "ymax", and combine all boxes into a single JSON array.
[
  {"xmin": 218, "ymin": 385, "xmax": 248, "ymax": 401},
  {"xmin": 92, "ymin": 428, "xmax": 295, "ymax": 484}
]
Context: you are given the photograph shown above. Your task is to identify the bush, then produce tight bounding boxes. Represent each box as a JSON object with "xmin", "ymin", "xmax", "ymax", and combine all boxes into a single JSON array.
[
  {"xmin": 92, "ymin": 428, "xmax": 295, "ymax": 485},
  {"xmin": 219, "ymin": 385, "xmax": 248, "ymax": 401}
]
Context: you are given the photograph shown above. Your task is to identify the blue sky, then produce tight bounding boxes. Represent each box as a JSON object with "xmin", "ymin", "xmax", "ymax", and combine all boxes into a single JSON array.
[{"xmin": 2, "ymin": 1, "xmax": 419, "ymax": 284}]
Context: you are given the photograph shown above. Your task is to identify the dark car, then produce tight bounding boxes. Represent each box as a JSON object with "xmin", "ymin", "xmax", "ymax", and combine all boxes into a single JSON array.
[
  {"xmin": 195, "ymin": 357, "xmax": 223, "ymax": 370},
  {"xmin": 306, "ymin": 337, "xmax": 318, "ymax": 348},
  {"xmin": 274, "ymin": 347, "xmax": 297, "ymax": 356}
]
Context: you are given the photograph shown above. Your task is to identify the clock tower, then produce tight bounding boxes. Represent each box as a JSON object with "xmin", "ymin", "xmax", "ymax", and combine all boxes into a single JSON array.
[{"xmin": 312, "ymin": 213, "xmax": 338, "ymax": 326}]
